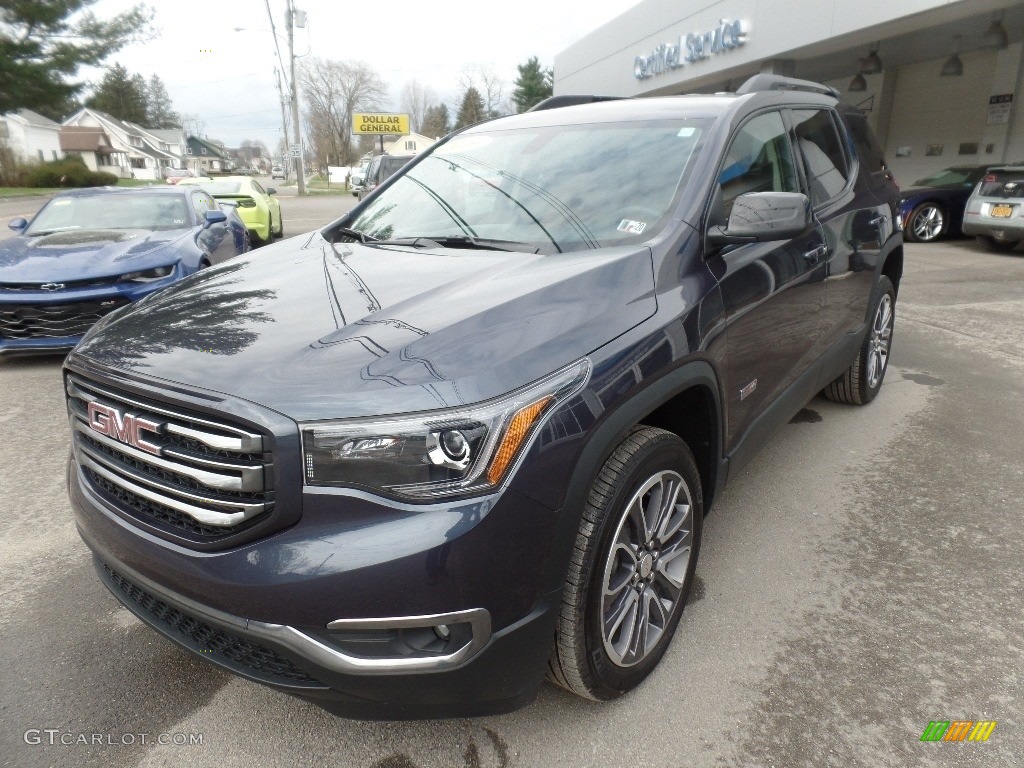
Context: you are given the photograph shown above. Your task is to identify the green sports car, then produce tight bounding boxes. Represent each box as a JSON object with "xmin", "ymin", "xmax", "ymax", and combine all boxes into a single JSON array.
[{"xmin": 179, "ymin": 176, "xmax": 283, "ymax": 245}]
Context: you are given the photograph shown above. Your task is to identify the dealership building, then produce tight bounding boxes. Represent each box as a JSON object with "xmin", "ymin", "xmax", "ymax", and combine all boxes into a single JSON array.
[{"xmin": 554, "ymin": 0, "xmax": 1024, "ymax": 185}]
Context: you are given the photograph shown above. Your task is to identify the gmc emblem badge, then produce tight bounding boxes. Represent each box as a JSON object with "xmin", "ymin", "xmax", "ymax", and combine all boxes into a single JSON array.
[{"xmin": 87, "ymin": 401, "xmax": 161, "ymax": 456}]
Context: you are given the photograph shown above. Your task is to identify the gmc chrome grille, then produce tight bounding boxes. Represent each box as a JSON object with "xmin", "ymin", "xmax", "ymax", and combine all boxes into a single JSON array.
[{"xmin": 67, "ymin": 374, "xmax": 273, "ymax": 536}]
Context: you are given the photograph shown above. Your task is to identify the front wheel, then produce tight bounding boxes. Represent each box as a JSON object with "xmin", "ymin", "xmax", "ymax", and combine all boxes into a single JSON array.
[
  {"xmin": 905, "ymin": 203, "xmax": 944, "ymax": 242},
  {"xmin": 547, "ymin": 426, "xmax": 703, "ymax": 700},
  {"xmin": 824, "ymin": 275, "xmax": 895, "ymax": 405},
  {"xmin": 275, "ymin": 214, "xmax": 284, "ymax": 238}
]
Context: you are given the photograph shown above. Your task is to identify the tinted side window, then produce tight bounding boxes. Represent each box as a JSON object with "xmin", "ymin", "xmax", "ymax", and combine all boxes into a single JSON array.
[
  {"xmin": 843, "ymin": 111, "xmax": 886, "ymax": 174},
  {"xmin": 792, "ymin": 109, "xmax": 850, "ymax": 206},
  {"xmin": 191, "ymin": 192, "xmax": 213, "ymax": 219},
  {"xmin": 719, "ymin": 111, "xmax": 798, "ymax": 217}
]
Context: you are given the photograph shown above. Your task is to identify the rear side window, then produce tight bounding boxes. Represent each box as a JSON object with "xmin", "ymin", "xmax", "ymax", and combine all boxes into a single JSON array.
[
  {"xmin": 381, "ymin": 157, "xmax": 411, "ymax": 182},
  {"xmin": 843, "ymin": 111, "xmax": 886, "ymax": 174},
  {"xmin": 719, "ymin": 111, "xmax": 799, "ymax": 217},
  {"xmin": 979, "ymin": 170, "xmax": 1024, "ymax": 198},
  {"xmin": 792, "ymin": 109, "xmax": 850, "ymax": 206}
]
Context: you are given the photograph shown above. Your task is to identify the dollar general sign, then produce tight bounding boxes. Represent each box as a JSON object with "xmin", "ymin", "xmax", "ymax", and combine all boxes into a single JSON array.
[{"xmin": 352, "ymin": 113, "xmax": 410, "ymax": 135}]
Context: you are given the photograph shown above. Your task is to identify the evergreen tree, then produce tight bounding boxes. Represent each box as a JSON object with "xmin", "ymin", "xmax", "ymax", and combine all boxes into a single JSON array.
[
  {"xmin": 421, "ymin": 103, "xmax": 451, "ymax": 138},
  {"xmin": 454, "ymin": 87, "xmax": 485, "ymax": 130},
  {"xmin": 147, "ymin": 74, "xmax": 179, "ymax": 128},
  {"xmin": 0, "ymin": 1, "xmax": 152, "ymax": 119},
  {"xmin": 87, "ymin": 63, "xmax": 149, "ymax": 123},
  {"xmin": 511, "ymin": 57, "xmax": 553, "ymax": 113}
]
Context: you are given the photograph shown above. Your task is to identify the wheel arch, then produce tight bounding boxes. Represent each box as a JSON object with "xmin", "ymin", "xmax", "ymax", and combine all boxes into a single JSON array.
[
  {"xmin": 539, "ymin": 360, "xmax": 726, "ymax": 597},
  {"xmin": 881, "ymin": 244, "xmax": 904, "ymax": 297}
]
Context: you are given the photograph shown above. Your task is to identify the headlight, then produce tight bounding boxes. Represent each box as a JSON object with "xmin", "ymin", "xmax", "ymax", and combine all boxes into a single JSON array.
[
  {"xmin": 301, "ymin": 359, "xmax": 590, "ymax": 500},
  {"xmin": 118, "ymin": 265, "xmax": 175, "ymax": 282}
]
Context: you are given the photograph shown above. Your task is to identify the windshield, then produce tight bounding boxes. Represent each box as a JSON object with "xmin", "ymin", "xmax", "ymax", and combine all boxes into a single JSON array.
[
  {"xmin": 191, "ymin": 181, "xmax": 245, "ymax": 195},
  {"xmin": 346, "ymin": 118, "xmax": 708, "ymax": 253},
  {"xmin": 912, "ymin": 167, "xmax": 985, "ymax": 187},
  {"xmin": 26, "ymin": 193, "xmax": 192, "ymax": 234}
]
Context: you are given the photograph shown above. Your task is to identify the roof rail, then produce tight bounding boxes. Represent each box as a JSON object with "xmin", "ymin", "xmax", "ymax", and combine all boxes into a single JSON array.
[
  {"xmin": 527, "ymin": 95, "xmax": 624, "ymax": 112},
  {"xmin": 735, "ymin": 74, "xmax": 840, "ymax": 99}
]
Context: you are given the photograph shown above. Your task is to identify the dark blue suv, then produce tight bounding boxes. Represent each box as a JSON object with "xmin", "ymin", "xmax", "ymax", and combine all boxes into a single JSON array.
[{"xmin": 65, "ymin": 75, "xmax": 902, "ymax": 719}]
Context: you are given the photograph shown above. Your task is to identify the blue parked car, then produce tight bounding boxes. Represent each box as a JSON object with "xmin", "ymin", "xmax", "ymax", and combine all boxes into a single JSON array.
[
  {"xmin": 898, "ymin": 165, "xmax": 989, "ymax": 243},
  {"xmin": 0, "ymin": 186, "xmax": 250, "ymax": 356}
]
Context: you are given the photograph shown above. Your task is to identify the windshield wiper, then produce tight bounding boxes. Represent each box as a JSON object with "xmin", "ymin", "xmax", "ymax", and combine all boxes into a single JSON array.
[
  {"xmin": 335, "ymin": 226, "xmax": 377, "ymax": 244},
  {"xmin": 380, "ymin": 235, "xmax": 542, "ymax": 253}
]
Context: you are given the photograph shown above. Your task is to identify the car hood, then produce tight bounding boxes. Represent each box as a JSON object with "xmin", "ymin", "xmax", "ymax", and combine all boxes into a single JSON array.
[
  {"xmin": 71, "ymin": 232, "xmax": 657, "ymax": 421},
  {"xmin": 0, "ymin": 229, "xmax": 189, "ymax": 282}
]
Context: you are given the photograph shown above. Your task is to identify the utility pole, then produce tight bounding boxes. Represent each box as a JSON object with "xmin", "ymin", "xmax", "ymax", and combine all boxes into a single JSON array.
[
  {"xmin": 273, "ymin": 66, "xmax": 290, "ymax": 170},
  {"xmin": 286, "ymin": 0, "xmax": 305, "ymax": 195}
]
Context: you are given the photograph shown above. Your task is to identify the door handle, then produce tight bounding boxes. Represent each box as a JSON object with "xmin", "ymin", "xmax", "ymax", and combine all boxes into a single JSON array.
[{"xmin": 803, "ymin": 245, "xmax": 827, "ymax": 264}]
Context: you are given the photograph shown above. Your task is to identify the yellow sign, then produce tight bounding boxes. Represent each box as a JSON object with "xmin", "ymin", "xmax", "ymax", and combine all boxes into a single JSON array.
[{"xmin": 352, "ymin": 113, "xmax": 410, "ymax": 135}]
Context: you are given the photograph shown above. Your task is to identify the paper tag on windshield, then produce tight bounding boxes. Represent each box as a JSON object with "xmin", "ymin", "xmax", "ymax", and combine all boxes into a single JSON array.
[{"xmin": 617, "ymin": 219, "xmax": 647, "ymax": 234}]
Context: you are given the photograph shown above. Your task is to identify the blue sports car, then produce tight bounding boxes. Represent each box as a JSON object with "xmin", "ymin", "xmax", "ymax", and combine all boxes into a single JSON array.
[
  {"xmin": 898, "ymin": 165, "xmax": 989, "ymax": 243},
  {"xmin": 0, "ymin": 186, "xmax": 250, "ymax": 356}
]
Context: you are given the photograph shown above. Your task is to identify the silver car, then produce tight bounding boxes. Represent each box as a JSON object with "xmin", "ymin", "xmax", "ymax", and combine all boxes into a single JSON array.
[{"xmin": 962, "ymin": 165, "xmax": 1024, "ymax": 252}]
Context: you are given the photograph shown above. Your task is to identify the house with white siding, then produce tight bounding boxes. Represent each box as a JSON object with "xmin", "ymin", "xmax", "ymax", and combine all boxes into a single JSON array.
[{"xmin": 0, "ymin": 109, "xmax": 64, "ymax": 163}]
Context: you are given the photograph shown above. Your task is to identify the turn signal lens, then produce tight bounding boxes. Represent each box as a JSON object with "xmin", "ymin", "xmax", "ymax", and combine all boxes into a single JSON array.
[{"xmin": 487, "ymin": 396, "xmax": 553, "ymax": 485}]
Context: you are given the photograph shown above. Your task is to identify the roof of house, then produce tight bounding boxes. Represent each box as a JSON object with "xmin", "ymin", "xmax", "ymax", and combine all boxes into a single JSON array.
[
  {"xmin": 187, "ymin": 135, "xmax": 233, "ymax": 160},
  {"xmin": 58, "ymin": 126, "xmax": 113, "ymax": 152},
  {"xmin": 6, "ymin": 109, "xmax": 61, "ymax": 128}
]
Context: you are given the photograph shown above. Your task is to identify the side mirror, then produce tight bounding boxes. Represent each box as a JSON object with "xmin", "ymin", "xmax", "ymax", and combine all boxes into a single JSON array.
[
  {"xmin": 708, "ymin": 192, "xmax": 812, "ymax": 247},
  {"xmin": 266, "ymin": 187, "xmax": 277, "ymax": 195},
  {"xmin": 204, "ymin": 209, "xmax": 227, "ymax": 226},
  {"xmin": 8, "ymin": 217, "xmax": 28, "ymax": 232}
]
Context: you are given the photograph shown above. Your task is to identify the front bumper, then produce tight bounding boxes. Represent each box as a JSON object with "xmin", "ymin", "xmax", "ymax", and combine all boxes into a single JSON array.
[
  {"xmin": 0, "ymin": 278, "xmax": 177, "ymax": 356},
  {"xmin": 69, "ymin": 453, "xmax": 565, "ymax": 719}
]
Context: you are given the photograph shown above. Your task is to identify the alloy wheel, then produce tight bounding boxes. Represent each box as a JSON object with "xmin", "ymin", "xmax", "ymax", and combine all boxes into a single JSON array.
[
  {"xmin": 911, "ymin": 205, "xmax": 944, "ymax": 241},
  {"xmin": 867, "ymin": 294, "xmax": 893, "ymax": 388},
  {"xmin": 601, "ymin": 470, "xmax": 694, "ymax": 668}
]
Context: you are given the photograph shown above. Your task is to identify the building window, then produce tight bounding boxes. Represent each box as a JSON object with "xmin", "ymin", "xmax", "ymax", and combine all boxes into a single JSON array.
[
  {"xmin": 52, "ymin": 150, "xmax": 59, "ymax": 160},
  {"xmin": 201, "ymin": 148, "xmax": 207, "ymax": 155},
  {"xmin": 405, "ymin": 141, "xmax": 416, "ymax": 151},
  {"xmin": 37, "ymin": 149, "xmax": 44, "ymax": 161},
  {"xmin": 186, "ymin": 147, "xmax": 193, "ymax": 155}
]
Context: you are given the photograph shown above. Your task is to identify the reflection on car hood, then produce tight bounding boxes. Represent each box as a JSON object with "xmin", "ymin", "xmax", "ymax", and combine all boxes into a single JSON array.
[
  {"xmin": 72, "ymin": 233, "xmax": 658, "ymax": 420},
  {"xmin": 0, "ymin": 229, "xmax": 188, "ymax": 282}
]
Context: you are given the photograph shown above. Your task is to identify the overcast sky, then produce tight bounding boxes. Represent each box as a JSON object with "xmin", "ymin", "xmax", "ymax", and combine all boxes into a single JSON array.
[{"xmin": 87, "ymin": 0, "xmax": 640, "ymax": 149}]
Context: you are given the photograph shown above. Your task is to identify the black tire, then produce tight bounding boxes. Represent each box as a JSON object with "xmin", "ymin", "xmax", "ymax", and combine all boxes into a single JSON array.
[
  {"xmin": 823, "ymin": 275, "xmax": 895, "ymax": 405},
  {"xmin": 547, "ymin": 426, "xmax": 703, "ymax": 700},
  {"xmin": 905, "ymin": 202, "xmax": 945, "ymax": 243},
  {"xmin": 198, "ymin": 259, "xmax": 211, "ymax": 269},
  {"xmin": 977, "ymin": 235, "xmax": 1020, "ymax": 253},
  {"xmin": 276, "ymin": 215, "xmax": 284, "ymax": 239}
]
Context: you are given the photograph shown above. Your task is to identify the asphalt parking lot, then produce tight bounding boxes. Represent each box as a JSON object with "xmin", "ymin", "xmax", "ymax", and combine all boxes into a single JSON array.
[{"xmin": 1, "ymin": 194, "xmax": 1021, "ymax": 766}]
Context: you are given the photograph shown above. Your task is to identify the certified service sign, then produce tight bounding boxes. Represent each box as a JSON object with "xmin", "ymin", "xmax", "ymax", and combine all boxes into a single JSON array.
[
  {"xmin": 634, "ymin": 19, "xmax": 747, "ymax": 80},
  {"xmin": 352, "ymin": 113, "xmax": 410, "ymax": 135}
]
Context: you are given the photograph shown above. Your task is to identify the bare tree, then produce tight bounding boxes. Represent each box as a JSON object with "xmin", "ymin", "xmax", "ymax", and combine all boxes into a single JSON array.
[
  {"xmin": 400, "ymin": 80, "xmax": 436, "ymax": 134},
  {"xmin": 300, "ymin": 57, "xmax": 387, "ymax": 166},
  {"xmin": 458, "ymin": 65, "xmax": 508, "ymax": 119}
]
